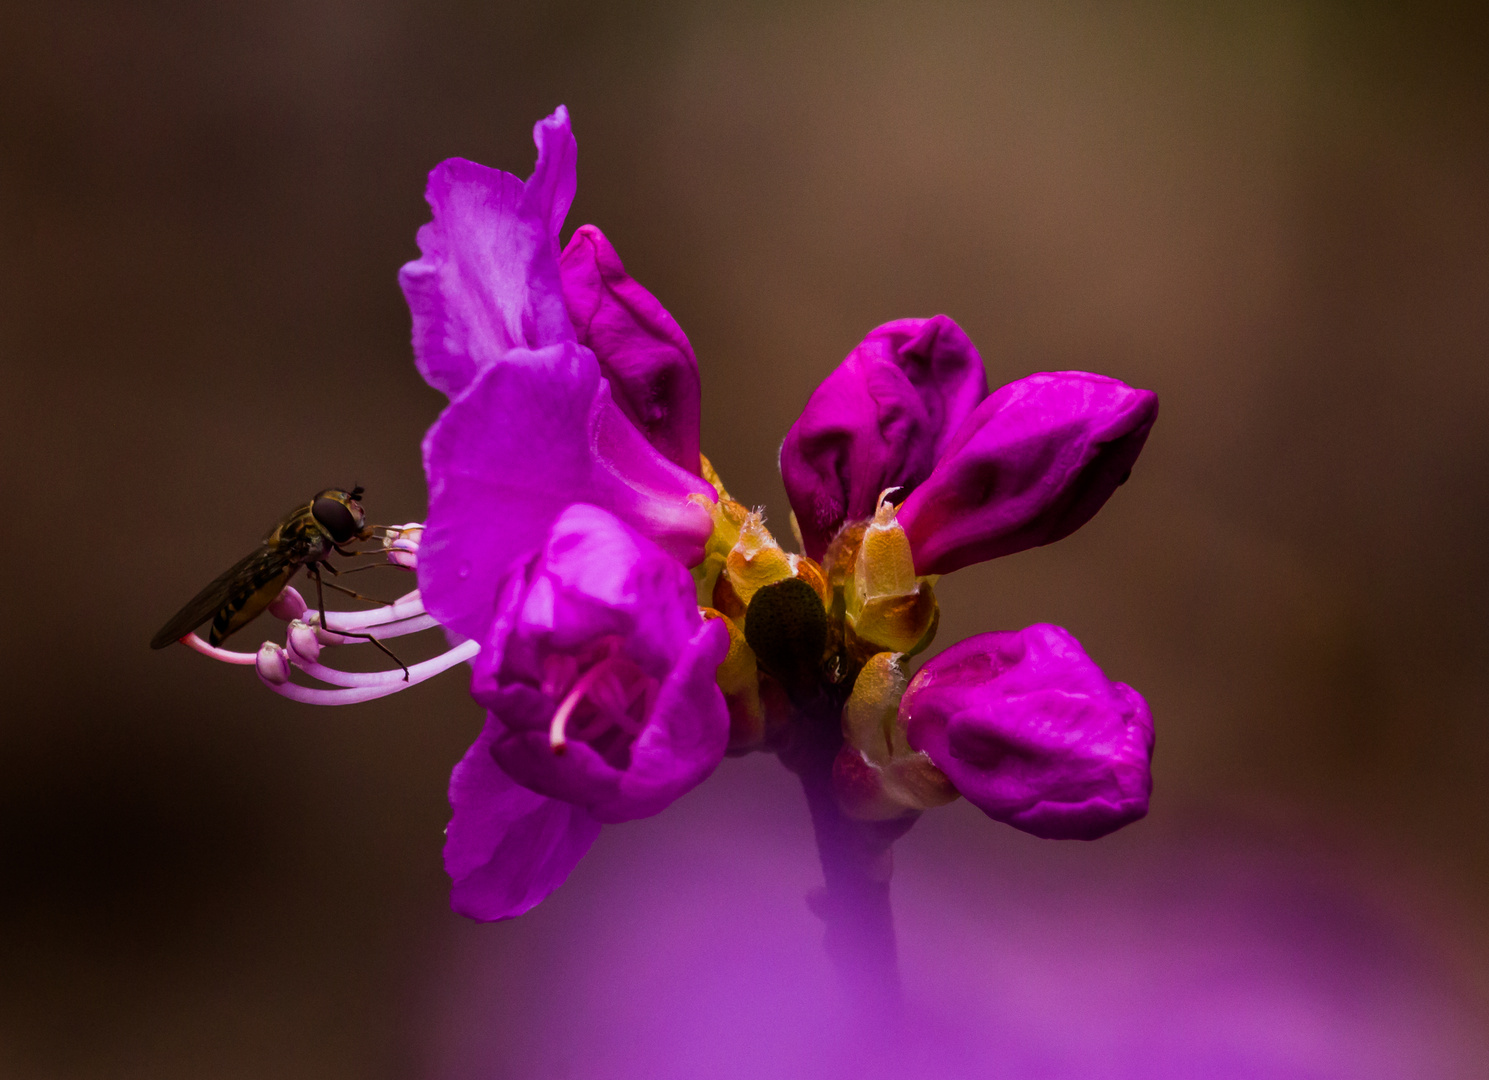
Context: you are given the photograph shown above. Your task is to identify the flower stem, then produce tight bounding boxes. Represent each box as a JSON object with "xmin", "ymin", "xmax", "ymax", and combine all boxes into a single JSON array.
[{"xmin": 783, "ymin": 690, "xmax": 917, "ymax": 1017}]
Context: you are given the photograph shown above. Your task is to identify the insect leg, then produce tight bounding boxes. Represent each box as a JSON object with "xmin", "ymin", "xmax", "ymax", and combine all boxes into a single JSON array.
[
  {"xmin": 318, "ymin": 577, "xmax": 395, "ymax": 605},
  {"xmin": 310, "ymin": 563, "xmax": 411, "ymax": 681},
  {"xmin": 343, "ymin": 632, "xmax": 411, "ymax": 682},
  {"xmin": 311, "ymin": 562, "xmax": 328, "ymax": 620}
]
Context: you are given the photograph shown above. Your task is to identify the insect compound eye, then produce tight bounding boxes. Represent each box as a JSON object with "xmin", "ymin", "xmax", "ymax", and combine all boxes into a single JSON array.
[{"xmin": 312, "ymin": 494, "xmax": 361, "ymax": 544}]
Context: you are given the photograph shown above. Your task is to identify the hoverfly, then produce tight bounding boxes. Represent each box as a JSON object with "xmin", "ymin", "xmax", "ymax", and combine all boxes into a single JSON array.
[{"xmin": 150, "ymin": 486, "xmax": 404, "ymax": 673}]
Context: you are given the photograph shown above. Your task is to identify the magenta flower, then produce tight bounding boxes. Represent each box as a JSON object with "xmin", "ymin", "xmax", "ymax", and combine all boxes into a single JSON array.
[
  {"xmin": 167, "ymin": 107, "xmax": 1161, "ymax": 971},
  {"xmin": 779, "ymin": 315, "xmax": 1157, "ymax": 841},
  {"xmin": 396, "ymin": 108, "xmax": 744, "ymax": 919},
  {"xmin": 781, "ymin": 315, "xmax": 1157, "ymax": 576},
  {"xmin": 780, "ymin": 315, "xmax": 989, "ymax": 565},
  {"xmin": 448, "ymin": 503, "xmax": 728, "ymax": 919},
  {"xmin": 399, "ymin": 106, "xmax": 715, "ymax": 645}
]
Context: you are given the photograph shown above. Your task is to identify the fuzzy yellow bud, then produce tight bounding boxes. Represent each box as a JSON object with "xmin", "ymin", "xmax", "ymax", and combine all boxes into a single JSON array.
[
  {"xmin": 690, "ymin": 462, "xmax": 749, "ymax": 607},
  {"xmin": 833, "ymin": 652, "xmax": 958, "ymax": 820},
  {"xmin": 845, "ymin": 493, "xmax": 938, "ymax": 656},
  {"xmin": 853, "ymin": 494, "xmax": 918, "ymax": 603},
  {"xmin": 726, "ymin": 510, "xmax": 796, "ymax": 605},
  {"xmin": 842, "ymin": 651, "xmax": 910, "ymax": 764},
  {"xmin": 702, "ymin": 607, "xmax": 766, "ymax": 752}
]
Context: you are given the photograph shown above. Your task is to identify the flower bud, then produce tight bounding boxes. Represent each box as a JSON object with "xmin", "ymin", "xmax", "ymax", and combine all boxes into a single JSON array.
[
  {"xmin": 900, "ymin": 624, "xmax": 1153, "ymax": 840},
  {"xmin": 256, "ymin": 641, "xmax": 291, "ymax": 685}
]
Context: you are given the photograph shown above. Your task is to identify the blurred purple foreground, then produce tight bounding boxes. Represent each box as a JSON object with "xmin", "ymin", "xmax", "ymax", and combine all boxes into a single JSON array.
[{"xmin": 418, "ymin": 757, "xmax": 1487, "ymax": 1080}]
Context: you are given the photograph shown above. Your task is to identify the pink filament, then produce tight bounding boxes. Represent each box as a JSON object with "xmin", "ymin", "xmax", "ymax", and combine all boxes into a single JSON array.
[
  {"xmin": 178, "ymin": 565, "xmax": 479, "ymax": 705},
  {"xmin": 258, "ymin": 638, "xmax": 480, "ymax": 705},
  {"xmin": 182, "ymin": 634, "xmax": 258, "ymax": 665}
]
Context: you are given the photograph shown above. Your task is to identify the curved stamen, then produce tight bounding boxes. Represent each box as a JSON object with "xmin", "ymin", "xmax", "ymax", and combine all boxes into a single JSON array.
[
  {"xmin": 549, "ymin": 656, "xmax": 632, "ymax": 753},
  {"xmin": 177, "ymin": 547, "xmax": 472, "ymax": 703},
  {"xmin": 183, "ymin": 579, "xmax": 462, "ymax": 695},
  {"xmin": 181, "ymin": 633, "xmax": 258, "ymax": 665},
  {"xmin": 258, "ymin": 639, "xmax": 480, "ymax": 705},
  {"xmin": 311, "ymin": 589, "xmax": 428, "ymax": 633},
  {"xmin": 312, "ymin": 610, "xmax": 444, "ymax": 644},
  {"xmin": 287, "ymin": 634, "xmax": 472, "ymax": 688}
]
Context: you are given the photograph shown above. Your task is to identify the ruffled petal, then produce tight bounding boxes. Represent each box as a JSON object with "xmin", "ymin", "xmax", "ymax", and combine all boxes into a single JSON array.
[
  {"xmin": 418, "ymin": 342, "xmax": 596, "ymax": 642},
  {"xmin": 399, "ymin": 105, "xmax": 577, "ymax": 398},
  {"xmin": 525, "ymin": 107, "xmax": 578, "ymax": 243},
  {"xmin": 899, "ymin": 372, "xmax": 1157, "ymax": 576},
  {"xmin": 472, "ymin": 505, "xmax": 731, "ymax": 823},
  {"xmin": 900, "ymin": 624, "xmax": 1153, "ymax": 840},
  {"xmin": 587, "ymin": 378, "xmax": 716, "ymax": 566},
  {"xmin": 492, "ymin": 619, "xmax": 730, "ymax": 823},
  {"xmin": 483, "ymin": 502, "xmax": 710, "ymax": 683},
  {"xmin": 445, "ymin": 716, "xmax": 602, "ymax": 921},
  {"xmin": 418, "ymin": 343, "xmax": 714, "ymax": 643},
  {"xmin": 608, "ymin": 619, "xmax": 730, "ymax": 820},
  {"xmin": 781, "ymin": 316, "xmax": 988, "ymax": 560},
  {"xmin": 560, "ymin": 225, "xmax": 702, "ymax": 474}
]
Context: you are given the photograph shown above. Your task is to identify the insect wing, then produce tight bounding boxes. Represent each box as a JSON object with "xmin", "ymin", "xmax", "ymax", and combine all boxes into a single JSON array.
[{"xmin": 150, "ymin": 544, "xmax": 296, "ymax": 649}]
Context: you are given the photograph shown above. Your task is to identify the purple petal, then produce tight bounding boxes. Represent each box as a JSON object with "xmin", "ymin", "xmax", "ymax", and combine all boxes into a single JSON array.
[
  {"xmin": 608, "ymin": 619, "xmax": 731, "ymax": 819},
  {"xmin": 899, "ymin": 372, "xmax": 1158, "ymax": 576},
  {"xmin": 399, "ymin": 105, "xmax": 577, "ymax": 398},
  {"xmin": 476, "ymin": 503, "xmax": 712, "ymax": 686},
  {"xmin": 491, "ymin": 619, "xmax": 730, "ymax": 824},
  {"xmin": 469, "ymin": 504, "xmax": 731, "ymax": 823},
  {"xmin": 781, "ymin": 316, "xmax": 988, "ymax": 560},
  {"xmin": 900, "ymin": 624, "xmax": 1153, "ymax": 840},
  {"xmin": 560, "ymin": 225, "xmax": 702, "ymax": 474},
  {"xmin": 526, "ymin": 107, "xmax": 578, "ymax": 242},
  {"xmin": 587, "ymin": 377, "xmax": 715, "ymax": 560},
  {"xmin": 445, "ymin": 716, "xmax": 602, "ymax": 921},
  {"xmin": 418, "ymin": 342, "xmax": 714, "ymax": 643}
]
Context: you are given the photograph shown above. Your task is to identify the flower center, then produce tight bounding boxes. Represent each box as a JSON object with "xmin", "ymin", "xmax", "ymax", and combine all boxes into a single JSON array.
[{"xmin": 546, "ymin": 647, "xmax": 659, "ymax": 768}]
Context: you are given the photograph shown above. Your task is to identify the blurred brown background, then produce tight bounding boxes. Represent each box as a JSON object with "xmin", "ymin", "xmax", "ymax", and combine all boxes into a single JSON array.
[{"xmin": 3, "ymin": 1, "xmax": 1489, "ymax": 1076}]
